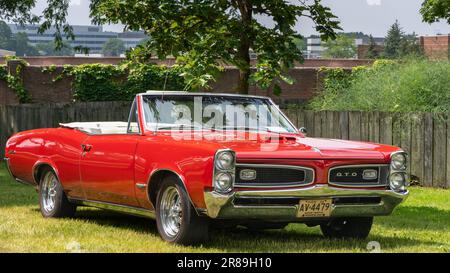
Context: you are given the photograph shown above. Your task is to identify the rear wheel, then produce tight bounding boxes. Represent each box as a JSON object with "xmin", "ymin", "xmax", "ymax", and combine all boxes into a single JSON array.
[
  {"xmin": 155, "ymin": 176, "xmax": 209, "ymax": 245},
  {"xmin": 39, "ymin": 168, "xmax": 76, "ymax": 218},
  {"xmin": 320, "ymin": 217, "xmax": 373, "ymax": 239}
]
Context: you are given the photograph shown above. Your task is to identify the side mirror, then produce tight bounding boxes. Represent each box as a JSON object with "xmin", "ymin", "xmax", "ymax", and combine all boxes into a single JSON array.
[{"xmin": 299, "ymin": 127, "xmax": 307, "ymax": 135}]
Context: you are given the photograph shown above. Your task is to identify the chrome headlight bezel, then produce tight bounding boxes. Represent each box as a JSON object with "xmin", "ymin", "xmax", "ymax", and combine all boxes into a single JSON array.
[
  {"xmin": 213, "ymin": 149, "xmax": 236, "ymax": 193},
  {"xmin": 389, "ymin": 172, "xmax": 406, "ymax": 191},
  {"xmin": 390, "ymin": 152, "xmax": 407, "ymax": 171},
  {"xmin": 389, "ymin": 151, "xmax": 409, "ymax": 192},
  {"xmin": 215, "ymin": 151, "xmax": 235, "ymax": 170}
]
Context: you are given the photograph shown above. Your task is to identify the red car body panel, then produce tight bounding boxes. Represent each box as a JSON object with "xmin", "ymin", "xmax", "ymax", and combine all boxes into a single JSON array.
[{"xmin": 4, "ymin": 93, "xmax": 403, "ymax": 213}]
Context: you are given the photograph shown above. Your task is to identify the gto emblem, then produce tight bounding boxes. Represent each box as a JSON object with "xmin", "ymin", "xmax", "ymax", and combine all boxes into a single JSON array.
[
  {"xmin": 336, "ymin": 172, "xmax": 357, "ymax": 177},
  {"xmin": 363, "ymin": 169, "xmax": 378, "ymax": 180},
  {"xmin": 240, "ymin": 169, "xmax": 257, "ymax": 180}
]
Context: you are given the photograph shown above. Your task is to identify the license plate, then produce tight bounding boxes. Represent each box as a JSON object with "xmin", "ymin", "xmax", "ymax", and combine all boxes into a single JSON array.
[{"xmin": 297, "ymin": 199, "xmax": 332, "ymax": 218}]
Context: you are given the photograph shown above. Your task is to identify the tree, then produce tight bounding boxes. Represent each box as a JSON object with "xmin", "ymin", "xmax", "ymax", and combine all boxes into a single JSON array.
[
  {"xmin": 0, "ymin": 20, "xmax": 13, "ymax": 49},
  {"xmin": 365, "ymin": 35, "xmax": 379, "ymax": 59},
  {"xmin": 102, "ymin": 38, "xmax": 126, "ymax": 56},
  {"xmin": 421, "ymin": 0, "xmax": 450, "ymax": 24},
  {"xmin": 383, "ymin": 20, "xmax": 404, "ymax": 59},
  {"xmin": 383, "ymin": 21, "xmax": 423, "ymax": 59},
  {"xmin": 398, "ymin": 33, "xmax": 422, "ymax": 57},
  {"xmin": 35, "ymin": 41, "xmax": 74, "ymax": 56},
  {"xmin": 322, "ymin": 35, "xmax": 356, "ymax": 59},
  {"xmin": 293, "ymin": 37, "xmax": 307, "ymax": 52},
  {"xmin": 90, "ymin": 0, "xmax": 341, "ymax": 94},
  {"xmin": 10, "ymin": 32, "xmax": 38, "ymax": 56}
]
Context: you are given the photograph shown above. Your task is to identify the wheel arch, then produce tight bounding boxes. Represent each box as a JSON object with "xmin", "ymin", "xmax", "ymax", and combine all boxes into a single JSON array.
[
  {"xmin": 147, "ymin": 168, "xmax": 200, "ymax": 215},
  {"xmin": 32, "ymin": 160, "xmax": 60, "ymax": 185}
]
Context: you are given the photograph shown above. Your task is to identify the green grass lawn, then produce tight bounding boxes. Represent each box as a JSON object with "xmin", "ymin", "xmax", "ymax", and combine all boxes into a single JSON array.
[{"xmin": 0, "ymin": 162, "xmax": 449, "ymax": 253}]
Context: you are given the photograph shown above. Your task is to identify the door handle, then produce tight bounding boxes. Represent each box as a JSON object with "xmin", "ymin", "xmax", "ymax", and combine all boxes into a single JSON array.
[{"xmin": 81, "ymin": 144, "xmax": 92, "ymax": 152}]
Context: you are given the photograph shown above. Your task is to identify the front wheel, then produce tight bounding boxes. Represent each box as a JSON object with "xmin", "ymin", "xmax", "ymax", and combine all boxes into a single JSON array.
[
  {"xmin": 320, "ymin": 217, "xmax": 373, "ymax": 239},
  {"xmin": 156, "ymin": 176, "xmax": 209, "ymax": 245},
  {"xmin": 39, "ymin": 167, "xmax": 76, "ymax": 218}
]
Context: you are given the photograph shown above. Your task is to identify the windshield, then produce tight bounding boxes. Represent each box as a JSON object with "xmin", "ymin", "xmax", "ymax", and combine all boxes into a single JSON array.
[{"xmin": 141, "ymin": 95, "xmax": 297, "ymax": 133}]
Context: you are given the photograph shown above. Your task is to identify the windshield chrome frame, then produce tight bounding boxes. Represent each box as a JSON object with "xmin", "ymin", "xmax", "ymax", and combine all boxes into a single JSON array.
[{"xmin": 139, "ymin": 93, "xmax": 299, "ymax": 134}]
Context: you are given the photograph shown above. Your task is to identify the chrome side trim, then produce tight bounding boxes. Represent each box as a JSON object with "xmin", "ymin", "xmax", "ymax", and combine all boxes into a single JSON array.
[
  {"xmin": 328, "ymin": 164, "xmax": 389, "ymax": 188},
  {"xmin": 234, "ymin": 164, "xmax": 315, "ymax": 188},
  {"xmin": 135, "ymin": 183, "xmax": 146, "ymax": 189},
  {"xmin": 69, "ymin": 198, "xmax": 155, "ymax": 219}
]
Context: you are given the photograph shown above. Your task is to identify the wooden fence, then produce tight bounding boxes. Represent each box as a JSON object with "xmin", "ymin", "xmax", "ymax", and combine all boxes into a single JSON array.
[{"xmin": 0, "ymin": 102, "xmax": 449, "ymax": 188}]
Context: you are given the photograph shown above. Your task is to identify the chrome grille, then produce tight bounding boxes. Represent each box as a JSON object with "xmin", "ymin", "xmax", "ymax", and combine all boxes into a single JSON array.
[
  {"xmin": 328, "ymin": 165, "xmax": 389, "ymax": 187},
  {"xmin": 234, "ymin": 164, "xmax": 314, "ymax": 188}
]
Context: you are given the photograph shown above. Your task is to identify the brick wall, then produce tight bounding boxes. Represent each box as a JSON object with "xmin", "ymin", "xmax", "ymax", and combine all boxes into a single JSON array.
[
  {"xmin": 420, "ymin": 35, "xmax": 450, "ymax": 60},
  {"xmin": 0, "ymin": 56, "xmax": 374, "ymax": 68},
  {"xmin": 0, "ymin": 58, "xmax": 370, "ymax": 105}
]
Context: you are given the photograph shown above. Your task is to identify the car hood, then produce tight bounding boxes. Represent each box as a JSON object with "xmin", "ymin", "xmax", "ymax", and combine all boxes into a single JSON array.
[{"xmin": 160, "ymin": 131, "xmax": 398, "ymax": 161}]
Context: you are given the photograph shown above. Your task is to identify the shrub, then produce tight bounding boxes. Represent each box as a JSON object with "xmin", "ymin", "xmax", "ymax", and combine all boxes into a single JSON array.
[
  {"xmin": 62, "ymin": 63, "xmax": 186, "ymax": 102},
  {"xmin": 309, "ymin": 59, "xmax": 450, "ymax": 113}
]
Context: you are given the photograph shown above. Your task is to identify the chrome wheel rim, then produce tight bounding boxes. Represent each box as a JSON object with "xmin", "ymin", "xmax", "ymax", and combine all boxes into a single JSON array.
[
  {"xmin": 42, "ymin": 172, "xmax": 58, "ymax": 213},
  {"xmin": 160, "ymin": 186, "xmax": 182, "ymax": 238}
]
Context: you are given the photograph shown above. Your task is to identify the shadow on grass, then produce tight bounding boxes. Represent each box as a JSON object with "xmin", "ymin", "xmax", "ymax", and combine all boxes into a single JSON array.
[{"xmin": 67, "ymin": 206, "xmax": 443, "ymax": 252}]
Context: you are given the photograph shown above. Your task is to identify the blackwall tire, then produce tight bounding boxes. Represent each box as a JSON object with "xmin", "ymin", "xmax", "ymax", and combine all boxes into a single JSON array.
[
  {"xmin": 155, "ymin": 176, "xmax": 209, "ymax": 245},
  {"xmin": 38, "ymin": 168, "xmax": 76, "ymax": 218}
]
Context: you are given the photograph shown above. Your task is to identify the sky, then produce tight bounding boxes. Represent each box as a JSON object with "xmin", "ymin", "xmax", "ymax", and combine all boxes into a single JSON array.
[{"xmin": 31, "ymin": 0, "xmax": 450, "ymax": 37}]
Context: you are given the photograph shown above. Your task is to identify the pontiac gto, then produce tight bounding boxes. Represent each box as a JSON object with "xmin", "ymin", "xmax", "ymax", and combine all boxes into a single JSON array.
[{"xmin": 4, "ymin": 92, "xmax": 409, "ymax": 244}]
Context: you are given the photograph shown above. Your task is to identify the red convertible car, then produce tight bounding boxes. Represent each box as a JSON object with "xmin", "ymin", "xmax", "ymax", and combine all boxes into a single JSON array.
[{"xmin": 4, "ymin": 92, "xmax": 409, "ymax": 244}]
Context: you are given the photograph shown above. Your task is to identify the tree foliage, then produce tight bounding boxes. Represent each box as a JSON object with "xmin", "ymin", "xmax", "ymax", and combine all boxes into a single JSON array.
[
  {"xmin": 0, "ymin": 0, "xmax": 75, "ymax": 49},
  {"xmin": 322, "ymin": 34, "xmax": 356, "ymax": 58},
  {"xmin": 0, "ymin": 1, "xmax": 341, "ymax": 94},
  {"xmin": 383, "ymin": 21, "xmax": 423, "ymax": 59},
  {"xmin": 102, "ymin": 38, "xmax": 126, "ymax": 57},
  {"xmin": 89, "ymin": 0, "xmax": 341, "ymax": 94},
  {"xmin": 421, "ymin": 0, "xmax": 450, "ymax": 24},
  {"xmin": 364, "ymin": 35, "xmax": 379, "ymax": 59},
  {"xmin": 0, "ymin": 20, "xmax": 13, "ymax": 49},
  {"xmin": 35, "ymin": 41, "xmax": 74, "ymax": 56},
  {"xmin": 383, "ymin": 20, "xmax": 403, "ymax": 59},
  {"xmin": 9, "ymin": 32, "xmax": 38, "ymax": 56}
]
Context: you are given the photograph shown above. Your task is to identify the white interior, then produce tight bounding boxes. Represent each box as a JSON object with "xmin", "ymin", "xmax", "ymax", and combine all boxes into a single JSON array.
[{"xmin": 60, "ymin": 122, "xmax": 131, "ymax": 135}]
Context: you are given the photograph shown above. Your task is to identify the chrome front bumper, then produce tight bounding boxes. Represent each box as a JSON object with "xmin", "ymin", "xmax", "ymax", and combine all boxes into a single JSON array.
[{"xmin": 204, "ymin": 185, "xmax": 408, "ymax": 220}]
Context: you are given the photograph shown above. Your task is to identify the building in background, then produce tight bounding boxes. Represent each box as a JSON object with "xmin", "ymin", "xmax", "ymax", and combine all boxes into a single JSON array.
[
  {"xmin": 8, "ymin": 24, "xmax": 148, "ymax": 54},
  {"xmin": 118, "ymin": 31, "xmax": 147, "ymax": 50},
  {"xmin": 0, "ymin": 49, "xmax": 15, "ymax": 57},
  {"xmin": 420, "ymin": 34, "xmax": 450, "ymax": 60},
  {"xmin": 306, "ymin": 36, "xmax": 384, "ymax": 59}
]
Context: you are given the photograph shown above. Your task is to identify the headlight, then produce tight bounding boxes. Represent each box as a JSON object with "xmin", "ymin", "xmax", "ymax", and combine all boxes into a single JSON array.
[
  {"xmin": 214, "ymin": 172, "xmax": 233, "ymax": 193},
  {"xmin": 391, "ymin": 152, "xmax": 406, "ymax": 170},
  {"xmin": 215, "ymin": 151, "xmax": 235, "ymax": 170},
  {"xmin": 389, "ymin": 172, "xmax": 405, "ymax": 191},
  {"xmin": 213, "ymin": 149, "xmax": 236, "ymax": 193}
]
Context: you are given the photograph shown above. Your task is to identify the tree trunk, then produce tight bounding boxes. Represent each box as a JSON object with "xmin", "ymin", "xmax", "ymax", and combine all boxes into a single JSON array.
[
  {"xmin": 236, "ymin": 0, "xmax": 252, "ymax": 95},
  {"xmin": 237, "ymin": 52, "xmax": 250, "ymax": 95}
]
